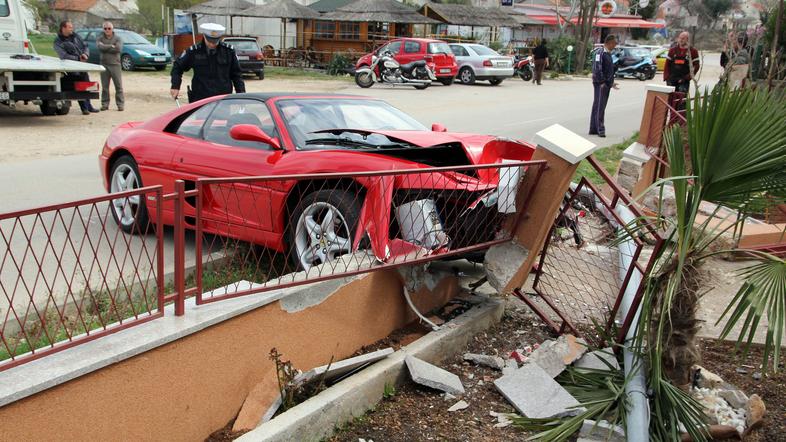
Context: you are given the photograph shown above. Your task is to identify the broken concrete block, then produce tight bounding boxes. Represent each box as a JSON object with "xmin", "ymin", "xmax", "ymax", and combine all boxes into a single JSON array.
[
  {"xmin": 746, "ymin": 394, "xmax": 766, "ymax": 429},
  {"xmin": 294, "ymin": 348, "xmax": 394, "ymax": 386},
  {"xmin": 484, "ymin": 242, "xmax": 529, "ymax": 292},
  {"xmin": 448, "ymin": 400, "xmax": 469, "ymax": 412},
  {"xmin": 463, "ymin": 353, "xmax": 505, "ymax": 371},
  {"xmin": 528, "ymin": 335, "xmax": 587, "ymax": 378},
  {"xmin": 718, "ymin": 388, "xmax": 749, "ymax": 410},
  {"xmin": 490, "ymin": 411, "xmax": 513, "ymax": 428},
  {"xmin": 692, "ymin": 365, "xmax": 724, "ymax": 389},
  {"xmin": 574, "ymin": 348, "xmax": 620, "ymax": 371},
  {"xmin": 405, "ymin": 356, "xmax": 465, "ymax": 396},
  {"xmin": 232, "ymin": 375, "xmax": 283, "ymax": 432},
  {"xmin": 502, "ymin": 358, "xmax": 519, "ymax": 376},
  {"xmin": 579, "ymin": 419, "xmax": 626, "ymax": 442},
  {"xmin": 494, "ymin": 363, "xmax": 583, "ymax": 419}
]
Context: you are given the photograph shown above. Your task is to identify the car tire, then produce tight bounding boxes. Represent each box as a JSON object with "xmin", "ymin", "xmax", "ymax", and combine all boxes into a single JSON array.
[
  {"xmin": 39, "ymin": 100, "xmax": 57, "ymax": 116},
  {"xmin": 109, "ymin": 156, "xmax": 150, "ymax": 234},
  {"xmin": 355, "ymin": 70, "xmax": 374, "ymax": 88},
  {"xmin": 256, "ymin": 70, "xmax": 264, "ymax": 80},
  {"xmin": 519, "ymin": 69, "xmax": 533, "ymax": 81},
  {"xmin": 121, "ymin": 54, "xmax": 134, "ymax": 71},
  {"xmin": 459, "ymin": 67, "xmax": 475, "ymax": 85},
  {"xmin": 287, "ymin": 189, "xmax": 361, "ymax": 271},
  {"xmin": 489, "ymin": 78, "xmax": 503, "ymax": 86},
  {"xmin": 439, "ymin": 77, "xmax": 454, "ymax": 86},
  {"xmin": 154, "ymin": 65, "xmax": 166, "ymax": 71},
  {"xmin": 55, "ymin": 100, "xmax": 71, "ymax": 115}
]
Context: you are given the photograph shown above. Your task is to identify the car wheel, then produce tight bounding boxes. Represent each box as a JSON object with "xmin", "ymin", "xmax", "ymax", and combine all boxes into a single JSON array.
[
  {"xmin": 256, "ymin": 70, "xmax": 264, "ymax": 80},
  {"xmin": 439, "ymin": 77, "xmax": 454, "ymax": 86},
  {"xmin": 39, "ymin": 100, "xmax": 57, "ymax": 116},
  {"xmin": 355, "ymin": 70, "xmax": 374, "ymax": 88},
  {"xmin": 121, "ymin": 54, "xmax": 134, "ymax": 71},
  {"xmin": 459, "ymin": 67, "xmax": 475, "ymax": 85},
  {"xmin": 154, "ymin": 65, "xmax": 166, "ymax": 71},
  {"xmin": 109, "ymin": 156, "xmax": 150, "ymax": 234},
  {"xmin": 636, "ymin": 72, "xmax": 646, "ymax": 81},
  {"xmin": 519, "ymin": 69, "xmax": 533, "ymax": 81},
  {"xmin": 288, "ymin": 189, "xmax": 360, "ymax": 271},
  {"xmin": 489, "ymin": 78, "xmax": 503, "ymax": 86},
  {"xmin": 55, "ymin": 100, "xmax": 71, "ymax": 115}
]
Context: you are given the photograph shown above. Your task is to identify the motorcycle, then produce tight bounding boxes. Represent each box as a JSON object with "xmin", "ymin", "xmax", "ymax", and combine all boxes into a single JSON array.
[
  {"xmin": 354, "ymin": 51, "xmax": 436, "ymax": 90},
  {"xmin": 613, "ymin": 55, "xmax": 656, "ymax": 81},
  {"xmin": 514, "ymin": 55, "xmax": 534, "ymax": 81}
]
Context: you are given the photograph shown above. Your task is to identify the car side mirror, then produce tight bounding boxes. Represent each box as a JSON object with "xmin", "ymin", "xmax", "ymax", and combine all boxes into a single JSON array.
[
  {"xmin": 431, "ymin": 123, "xmax": 447, "ymax": 132},
  {"xmin": 229, "ymin": 124, "xmax": 281, "ymax": 150}
]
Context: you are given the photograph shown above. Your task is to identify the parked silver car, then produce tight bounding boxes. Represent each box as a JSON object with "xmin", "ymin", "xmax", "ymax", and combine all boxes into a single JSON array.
[{"xmin": 449, "ymin": 43, "xmax": 514, "ymax": 86}]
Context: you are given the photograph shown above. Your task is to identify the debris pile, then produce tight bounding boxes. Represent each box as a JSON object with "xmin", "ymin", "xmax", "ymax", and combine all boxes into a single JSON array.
[{"xmin": 690, "ymin": 365, "xmax": 767, "ymax": 437}]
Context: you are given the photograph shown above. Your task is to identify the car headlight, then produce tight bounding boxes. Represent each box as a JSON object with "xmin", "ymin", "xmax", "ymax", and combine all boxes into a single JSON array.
[
  {"xmin": 165, "ymin": 51, "xmax": 171, "ymax": 57},
  {"xmin": 136, "ymin": 49, "xmax": 151, "ymax": 57}
]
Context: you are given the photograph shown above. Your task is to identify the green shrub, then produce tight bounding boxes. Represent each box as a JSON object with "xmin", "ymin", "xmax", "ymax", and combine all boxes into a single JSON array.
[{"xmin": 326, "ymin": 52, "xmax": 351, "ymax": 76}]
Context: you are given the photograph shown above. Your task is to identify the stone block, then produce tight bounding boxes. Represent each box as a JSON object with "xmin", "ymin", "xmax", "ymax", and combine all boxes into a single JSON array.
[
  {"xmin": 533, "ymin": 124, "xmax": 599, "ymax": 165},
  {"xmin": 405, "ymin": 355, "xmax": 465, "ymax": 396},
  {"xmin": 579, "ymin": 419, "xmax": 626, "ymax": 442},
  {"xmin": 463, "ymin": 353, "xmax": 505, "ymax": 371},
  {"xmin": 494, "ymin": 363, "xmax": 582, "ymax": 419},
  {"xmin": 746, "ymin": 394, "xmax": 766, "ymax": 428},
  {"xmin": 294, "ymin": 348, "xmax": 394, "ymax": 386},
  {"xmin": 693, "ymin": 365, "xmax": 724, "ymax": 389},
  {"xmin": 574, "ymin": 348, "xmax": 620, "ymax": 371},
  {"xmin": 232, "ymin": 375, "xmax": 283, "ymax": 431},
  {"xmin": 718, "ymin": 388, "xmax": 749, "ymax": 410},
  {"xmin": 618, "ymin": 157, "xmax": 643, "ymax": 179},
  {"xmin": 484, "ymin": 242, "xmax": 529, "ymax": 292},
  {"xmin": 448, "ymin": 400, "xmax": 469, "ymax": 412},
  {"xmin": 528, "ymin": 335, "xmax": 587, "ymax": 378}
]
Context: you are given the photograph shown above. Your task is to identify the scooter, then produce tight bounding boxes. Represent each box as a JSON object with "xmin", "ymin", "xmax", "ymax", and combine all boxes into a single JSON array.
[
  {"xmin": 354, "ymin": 50, "xmax": 436, "ymax": 90},
  {"xmin": 613, "ymin": 56, "xmax": 656, "ymax": 81},
  {"xmin": 514, "ymin": 55, "xmax": 534, "ymax": 81}
]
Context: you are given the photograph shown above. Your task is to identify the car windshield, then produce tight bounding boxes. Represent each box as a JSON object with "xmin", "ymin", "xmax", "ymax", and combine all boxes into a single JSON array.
[
  {"xmin": 116, "ymin": 30, "xmax": 151, "ymax": 45},
  {"xmin": 427, "ymin": 42, "xmax": 450, "ymax": 54},
  {"xmin": 277, "ymin": 99, "xmax": 427, "ymax": 149},
  {"xmin": 469, "ymin": 45, "xmax": 498, "ymax": 56},
  {"xmin": 227, "ymin": 40, "xmax": 259, "ymax": 51},
  {"xmin": 627, "ymin": 48, "xmax": 652, "ymax": 58}
]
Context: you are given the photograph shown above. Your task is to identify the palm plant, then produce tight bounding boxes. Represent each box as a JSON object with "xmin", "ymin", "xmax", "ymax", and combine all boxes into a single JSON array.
[{"xmin": 635, "ymin": 84, "xmax": 786, "ymax": 440}]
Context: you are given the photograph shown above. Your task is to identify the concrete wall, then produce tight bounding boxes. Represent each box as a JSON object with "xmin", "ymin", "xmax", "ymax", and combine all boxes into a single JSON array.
[{"xmin": 0, "ymin": 269, "xmax": 458, "ymax": 442}]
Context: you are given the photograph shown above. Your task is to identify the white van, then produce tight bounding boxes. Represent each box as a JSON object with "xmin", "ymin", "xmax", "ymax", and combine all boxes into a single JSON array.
[{"xmin": 0, "ymin": 0, "xmax": 27, "ymax": 54}]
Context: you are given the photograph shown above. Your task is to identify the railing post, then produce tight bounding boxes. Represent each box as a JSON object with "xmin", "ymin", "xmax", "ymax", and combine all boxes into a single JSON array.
[{"xmin": 173, "ymin": 180, "xmax": 186, "ymax": 316}]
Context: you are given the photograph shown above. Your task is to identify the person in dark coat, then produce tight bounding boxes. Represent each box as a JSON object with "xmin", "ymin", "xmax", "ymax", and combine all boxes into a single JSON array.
[
  {"xmin": 170, "ymin": 23, "xmax": 245, "ymax": 103},
  {"xmin": 589, "ymin": 35, "xmax": 618, "ymax": 138},
  {"xmin": 532, "ymin": 39, "xmax": 549, "ymax": 85},
  {"xmin": 54, "ymin": 20, "xmax": 99, "ymax": 115}
]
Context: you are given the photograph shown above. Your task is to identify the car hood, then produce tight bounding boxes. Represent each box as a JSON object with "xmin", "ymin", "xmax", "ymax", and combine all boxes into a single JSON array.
[{"xmin": 126, "ymin": 43, "xmax": 167, "ymax": 54}]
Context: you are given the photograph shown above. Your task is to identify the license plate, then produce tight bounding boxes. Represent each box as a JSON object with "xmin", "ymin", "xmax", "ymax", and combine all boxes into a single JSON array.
[
  {"xmin": 154, "ymin": 57, "xmax": 165, "ymax": 62},
  {"xmin": 439, "ymin": 68, "xmax": 451, "ymax": 73},
  {"xmin": 0, "ymin": 92, "xmax": 8, "ymax": 100},
  {"xmin": 237, "ymin": 55, "xmax": 249, "ymax": 61},
  {"xmin": 498, "ymin": 62, "xmax": 510, "ymax": 67}
]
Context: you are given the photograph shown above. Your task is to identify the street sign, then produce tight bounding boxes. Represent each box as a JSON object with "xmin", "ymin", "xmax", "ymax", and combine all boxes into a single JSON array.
[
  {"xmin": 598, "ymin": 0, "xmax": 618, "ymax": 18},
  {"xmin": 683, "ymin": 15, "xmax": 699, "ymax": 27},
  {"xmin": 501, "ymin": 0, "xmax": 513, "ymax": 6}
]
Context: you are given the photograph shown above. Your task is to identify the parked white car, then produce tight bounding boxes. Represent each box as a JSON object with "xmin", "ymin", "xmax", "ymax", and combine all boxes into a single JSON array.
[{"xmin": 448, "ymin": 43, "xmax": 514, "ymax": 86}]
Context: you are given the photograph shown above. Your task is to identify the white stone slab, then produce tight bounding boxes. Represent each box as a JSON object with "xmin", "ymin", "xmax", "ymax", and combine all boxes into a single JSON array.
[
  {"xmin": 294, "ymin": 348, "xmax": 394, "ymax": 385},
  {"xmin": 574, "ymin": 348, "xmax": 620, "ymax": 371},
  {"xmin": 646, "ymin": 84, "xmax": 676, "ymax": 93},
  {"xmin": 533, "ymin": 124, "xmax": 599, "ymax": 165},
  {"xmin": 405, "ymin": 355, "xmax": 465, "ymax": 395},
  {"xmin": 494, "ymin": 363, "xmax": 582, "ymax": 419},
  {"xmin": 622, "ymin": 141, "xmax": 652, "ymax": 162}
]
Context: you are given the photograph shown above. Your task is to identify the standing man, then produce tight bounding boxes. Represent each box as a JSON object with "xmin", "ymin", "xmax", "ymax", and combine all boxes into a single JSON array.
[
  {"xmin": 663, "ymin": 31, "xmax": 700, "ymax": 93},
  {"xmin": 589, "ymin": 35, "xmax": 618, "ymax": 138},
  {"xmin": 532, "ymin": 39, "xmax": 549, "ymax": 85},
  {"xmin": 54, "ymin": 20, "xmax": 99, "ymax": 115},
  {"xmin": 170, "ymin": 23, "xmax": 245, "ymax": 103},
  {"xmin": 97, "ymin": 21, "xmax": 124, "ymax": 111}
]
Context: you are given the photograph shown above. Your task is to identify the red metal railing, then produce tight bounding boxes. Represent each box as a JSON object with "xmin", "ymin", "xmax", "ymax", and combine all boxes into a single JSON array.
[
  {"xmin": 0, "ymin": 186, "xmax": 165, "ymax": 371},
  {"xmin": 519, "ymin": 156, "xmax": 662, "ymax": 346}
]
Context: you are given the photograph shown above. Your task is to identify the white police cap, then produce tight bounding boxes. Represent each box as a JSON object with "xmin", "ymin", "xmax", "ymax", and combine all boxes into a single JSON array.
[{"xmin": 199, "ymin": 23, "xmax": 225, "ymax": 39}]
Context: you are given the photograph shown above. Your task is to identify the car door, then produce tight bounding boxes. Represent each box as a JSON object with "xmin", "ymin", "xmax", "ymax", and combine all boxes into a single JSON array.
[
  {"xmin": 82, "ymin": 31, "xmax": 99, "ymax": 64},
  {"xmin": 397, "ymin": 39, "xmax": 422, "ymax": 66},
  {"xmin": 173, "ymin": 98, "xmax": 282, "ymax": 233},
  {"xmin": 450, "ymin": 44, "xmax": 470, "ymax": 69}
]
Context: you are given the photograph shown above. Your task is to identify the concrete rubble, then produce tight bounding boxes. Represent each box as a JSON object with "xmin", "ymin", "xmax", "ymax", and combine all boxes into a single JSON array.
[
  {"xmin": 494, "ymin": 362, "xmax": 583, "ymax": 419},
  {"xmin": 578, "ymin": 419, "xmax": 626, "ymax": 442},
  {"xmin": 574, "ymin": 348, "xmax": 619, "ymax": 371},
  {"xmin": 463, "ymin": 353, "xmax": 505, "ymax": 371},
  {"xmin": 489, "ymin": 411, "xmax": 513, "ymax": 428},
  {"xmin": 692, "ymin": 365, "xmax": 724, "ymax": 389},
  {"xmin": 447, "ymin": 400, "xmax": 469, "ymax": 412},
  {"xmin": 526, "ymin": 334, "xmax": 587, "ymax": 378},
  {"xmin": 483, "ymin": 242, "xmax": 529, "ymax": 291},
  {"xmin": 502, "ymin": 358, "xmax": 518, "ymax": 376},
  {"xmin": 232, "ymin": 375, "xmax": 283, "ymax": 431},
  {"xmin": 405, "ymin": 356, "xmax": 465, "ymax": 396},
  {"xmin": 294, "ymin": 348, "xmax": 394, "ymax": 386}
]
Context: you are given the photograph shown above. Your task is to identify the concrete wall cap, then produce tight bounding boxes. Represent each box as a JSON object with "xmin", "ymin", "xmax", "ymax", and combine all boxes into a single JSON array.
[
  {"xmin": 533, "ymin": 124, "xmax": 599, "ymax": 165},
  {"xmin": 646, "ymin": 84, "xmax": 675, "ymax": 93},
  {"xmin": 622, "ymin": 142, "xmax": 651, "ymax": 163}
]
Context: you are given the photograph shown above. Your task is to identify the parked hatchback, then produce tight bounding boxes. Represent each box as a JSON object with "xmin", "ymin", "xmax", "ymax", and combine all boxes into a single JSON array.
[
  {"xmin": 222, "ymin": 36, "xmax": 265, "ymax": 79},
  {"xmin": 356, "ymin": 38, "xmax": 458, "ymax": 85},
  {"xmin": 449, "ymin": 43, "xmax": 513, "ymax": 86},
  {"xmin": 77, "ymin": 28, "xmax": 171, "ymax": 71}
]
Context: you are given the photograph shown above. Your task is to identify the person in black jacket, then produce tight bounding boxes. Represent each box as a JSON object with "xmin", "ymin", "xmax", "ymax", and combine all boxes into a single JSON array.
[
  {"xmin": 589, "ymin": 35, "xmax": 618, "ymax": 138},
  {"xmin": 532, "ymin": 39, "xmax": 549, "ymax": 85},
  {"xmin": 170, "ymin": 23, "xmax": 245, "ymax": 103},
  {"xmin": 54, "ymin": 20, "xmax": 99, "ymax": 115}
]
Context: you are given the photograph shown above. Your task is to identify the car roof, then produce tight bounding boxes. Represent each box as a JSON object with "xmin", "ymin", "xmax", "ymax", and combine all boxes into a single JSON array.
[
  {"xmin": 222, "ymin": 37, "xmax": 257, "ymax": 40},
  {"xmin": 224, "ymin": 92, "xmax": 373, "ymax": 101},
  {"xmin": 392, "ymin": 37, "xmax": 446, "ymax": 44}
]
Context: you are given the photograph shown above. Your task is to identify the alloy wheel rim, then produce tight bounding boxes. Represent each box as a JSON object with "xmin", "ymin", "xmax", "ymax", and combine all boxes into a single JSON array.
[
  {"xmin": 294, "ymin": 202, "xmax": 351, "ymax": 270},
  {"xmin": 110, "ymin": 164, "xmax": 140, "ymax": 226}
]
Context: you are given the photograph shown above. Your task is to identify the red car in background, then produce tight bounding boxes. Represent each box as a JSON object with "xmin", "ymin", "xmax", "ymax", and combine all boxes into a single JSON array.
[{"xmin": 356, "ymin": 38, "xmax": 458, "ymax": 85}]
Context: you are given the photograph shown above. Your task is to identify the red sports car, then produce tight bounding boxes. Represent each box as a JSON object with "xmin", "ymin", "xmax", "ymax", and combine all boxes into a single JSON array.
[{"xmin": 99, "ymin": 93, "xmax": 535, "ymax": 269}]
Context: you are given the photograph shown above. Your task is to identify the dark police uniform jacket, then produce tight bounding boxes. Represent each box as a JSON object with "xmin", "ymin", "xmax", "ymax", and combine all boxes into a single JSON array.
[
  {"xmin": 171, "ymin": 41, "xmax": 246, "ymax": 103},
  {"xmin": 591, "ymin": 47, "xmax": 615, "ymax": 87}
]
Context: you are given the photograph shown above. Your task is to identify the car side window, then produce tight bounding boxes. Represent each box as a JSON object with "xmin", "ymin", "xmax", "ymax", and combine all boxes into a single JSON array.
[
  {"xmin": 175, "ymin": 102, "xmax": 217, "ymax": 139},
  {"xmin": 203, "ymin": 99, "xmax": 277, "ymax": 150},
  {"xmin": 84, "ymin": 32, "xmax": 96, "ymax": 42},
  {"xmin": 403, "ymin": 41, "xmax": 421, "ymax": 54},
  {"xmin": 454, "ymin": 46, "xmax": 469, "ymax": 57},
  {"xmin": 386, "ymin": 41, "xmax": 402, "ymax": 54}
]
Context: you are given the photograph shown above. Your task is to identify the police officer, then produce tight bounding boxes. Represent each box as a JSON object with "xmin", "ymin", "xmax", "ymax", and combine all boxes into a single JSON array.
[
  {"xmin": 170, "ymin": 23, "xmax": 245, "ymax": 103},
  {"xmin": 589, "ymin": 35, "xmax": 619, "ymax": 138}
]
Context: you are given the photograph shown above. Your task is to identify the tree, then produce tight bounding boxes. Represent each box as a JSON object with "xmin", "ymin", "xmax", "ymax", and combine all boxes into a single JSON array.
[
  {"xmin": 572, "ymin": 0, "xmax": 597, "ymax": 74},
  {"xmin": 129, "ymin": 0, "xmax": 204, "ymax": 35}
]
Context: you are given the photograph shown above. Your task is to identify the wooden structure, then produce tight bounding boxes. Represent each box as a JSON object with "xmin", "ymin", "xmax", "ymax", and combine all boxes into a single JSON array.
[
  {"xmin": 236, "ymin": 0, "xmax": 321, "ymax": 66},
  {"xmin": 186, "ymin": 0, "xmax": 254, "ymax": 34},
  {"xmin": 418, "ymin": 1, "xmax": 520, "ymax": 42}
]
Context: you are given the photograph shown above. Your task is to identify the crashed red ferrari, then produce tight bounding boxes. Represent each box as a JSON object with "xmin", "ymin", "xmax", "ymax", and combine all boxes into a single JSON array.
[{"xmin": 99, "ymin": 93, "xmax": 536, "ymax": 269}]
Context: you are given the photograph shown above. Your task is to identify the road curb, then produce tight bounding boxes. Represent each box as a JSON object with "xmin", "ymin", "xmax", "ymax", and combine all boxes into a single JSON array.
[{"xmin": 236, "ymin": 296, "xmax": 505, "ymax": 442}]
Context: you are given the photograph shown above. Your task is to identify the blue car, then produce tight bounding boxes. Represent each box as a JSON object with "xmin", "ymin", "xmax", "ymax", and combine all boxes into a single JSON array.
[{"xmin": 76, "ymin": 28, "xmax": 172, "ymax": 71}]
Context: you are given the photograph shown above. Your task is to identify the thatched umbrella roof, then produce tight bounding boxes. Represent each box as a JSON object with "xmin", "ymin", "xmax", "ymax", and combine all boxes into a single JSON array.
[
  {"xmin": 419, "ymin": 2, "xmax": 520, "ymax": 27},
  {"xmin": 320, "ymin": 0, "xmax": 440, "ymax": 24},
  {"xmin": 187, "ymin": 0, "xmax": 254, "ymax": 16},
  {"xmin": 236, "ymin": 0, "xmax": 321, "ymax": 19}
]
